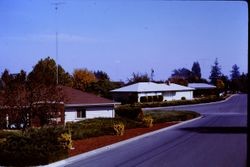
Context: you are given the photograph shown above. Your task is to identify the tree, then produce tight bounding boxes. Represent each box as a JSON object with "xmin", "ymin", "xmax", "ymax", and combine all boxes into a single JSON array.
[
  {"xmin": 127, "ymin": 72, "xmax": 150, "ymax": 84},
  {"xmin": 94, "ymin": 70, "xmax": 110, "ymax": 81},
  {"xmin": 230, "ymin": 64, "xmax": 240, "ymax": 80},
  {"xmin": 87, "ymin": 70, "xmax": 117, "ymax": 99},
  {"xmin": 1, "ymin": 67, "xmax": 64, "ymax": 129},
  {"xmin": 168, "ymin": 77, "xmax": 188, "ymax": 86},
  {"xmin": 216, "ymin": 79, "xmax": 225, "ymax": 95},
  {"xmin": 73, "ymin": 68, "xmax": 97, "ymax": 91},
  {"xmin": 150, "ymin": 68, "xmax": 155, "ymax": 81},
  {"xmin": 209, "ymin": 58, "xmax": 222, "ymax": 85},
  {"xmin": 58, "ymin": 65, "xmax": 73, "ymax": 87},
  {"xmin": 171, "ymin": 68, "xmax": 192, "ymax": 80},
  {"xmin": 220, "ymin": 75, "xmax": 229, "ymax": 94},
  {"xmin": 230, "ymin": 72, "xmax": 248, "ymax": 93},
  {"xmin": 191, "ymin": 61, "xmax": 201, "ymax": 81},
  {"xmin": 27, "ymin": 57, "xmax": 73, "ymax": 87}
]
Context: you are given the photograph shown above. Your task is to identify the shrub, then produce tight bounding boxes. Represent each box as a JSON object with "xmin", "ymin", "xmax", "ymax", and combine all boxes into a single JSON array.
[
  {"xmin": 70, "ymin": 118, "xmax": 115, "ymax": 140},
  {"xmin": 153, "ymin": 96, "xmax": 158, "ymax": 102},
  {"xmin": 113, "ymin": 122, "xmax": 125, "ymax": 136},
  {"xmin": 0, "ymin": 126, "xmax": 69, "ymax": 166},
  {"xmin": 147, "ymin": 96, "xmax": 153, "ymax": 102},
  {"xmin": 58, "ymin": 132, "xmax": 73, "ymax": 149},
  {"xmin": 181, "ymin": 97, "xmax": 186, "ymax": 100},
  {"xmin": 140, "ymin": 96, "xmax": 148, "ymax": 103},
  {"xmin": 158, "ymin": 95, "xmax": 164, "ymax": 102},
  {"xmin": 142, "ymin": 115, "xmax": 153, "ymax": 128},
  {"xmin": 145, "ymin": 110, "xmax": 200, "ymax": 124},
  {"xmin": 115, "ymin": 105, "xmax": 143, "ymax": 120}
]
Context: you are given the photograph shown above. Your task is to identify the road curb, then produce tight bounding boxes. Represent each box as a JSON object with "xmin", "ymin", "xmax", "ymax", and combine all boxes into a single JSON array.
[{"xmin": 45, "ymin": 116, "xmax": 202, "ymax": 167}]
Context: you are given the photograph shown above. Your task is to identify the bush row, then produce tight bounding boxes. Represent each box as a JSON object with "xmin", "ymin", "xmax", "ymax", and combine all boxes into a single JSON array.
[
  {"xmin": 0, "ymin": 126, "xmax": 70, "ymax": 166},
  {"xmin": 134, "ymin": 95, "xmax": 225, "ymax": 108},
  {"xmin": 145, "ymin": 110, "xmax": 200, "ymax": 124},
  {"xmin": 140, "ymin": 95, "xmax": 163, "ymax": 103},
  {"xmin": 68, "ymin": 118, "xmax": 144, "ymax": 140}
]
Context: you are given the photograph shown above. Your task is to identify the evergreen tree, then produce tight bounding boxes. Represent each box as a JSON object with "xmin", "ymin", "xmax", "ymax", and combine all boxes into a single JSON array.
[
  {"xmin": 230, "ymin": 64, "xmax": 240, "ymax": 80},
  {"xmin": 191, "ymin": 61, "xmax": 201, "ymax": 80},
  {"xmin": 209, "ymin": 58, "xmax": 222, "ymax": 85}
]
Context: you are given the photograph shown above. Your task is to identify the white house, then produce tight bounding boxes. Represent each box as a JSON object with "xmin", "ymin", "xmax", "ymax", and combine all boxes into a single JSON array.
[
  {"xmin": 111, "ymin": 82, "xmax": 194, "ymax": 103},
  {"xmin": 62, "ymin": 86, "xmax": 119, "ymax": 122}
]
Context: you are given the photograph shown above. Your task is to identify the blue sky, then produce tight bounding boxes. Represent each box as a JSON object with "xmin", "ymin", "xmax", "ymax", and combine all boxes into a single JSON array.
[{"xmin": 0, "ymin": 0, "xmax": 248, "ymax": 81}]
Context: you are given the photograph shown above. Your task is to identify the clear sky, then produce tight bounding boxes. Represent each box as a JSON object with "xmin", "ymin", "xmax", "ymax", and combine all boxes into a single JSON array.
[{"xmin": 0, "ymin": 0, "xmax": 248, "ymax": 82}]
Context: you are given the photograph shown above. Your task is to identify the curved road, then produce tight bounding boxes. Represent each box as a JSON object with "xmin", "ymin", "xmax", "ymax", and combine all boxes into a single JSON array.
[{"xmin": 54, "ymin": 94, "xmax": 247, "ymax": 167}]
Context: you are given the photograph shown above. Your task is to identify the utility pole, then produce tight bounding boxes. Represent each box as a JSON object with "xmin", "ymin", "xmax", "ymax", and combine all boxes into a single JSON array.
[{"xmin": 52, "ymin": 2, "xmax": 65, "ymax": 85}]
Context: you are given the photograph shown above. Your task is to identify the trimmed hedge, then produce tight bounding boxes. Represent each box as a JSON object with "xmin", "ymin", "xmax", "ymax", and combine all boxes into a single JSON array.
[
  {"xmin": 145, "ymin": 110, "xmax": 200, "ymax": 124},
  {"xmin": 134, "ymin": 95, "xmax": 225, "ymax": 108},
  {"xmin": 0, "ymin": 126, "xmax": 69, "ymax": 166},
  {"xmin": 68, "ymin": 118, "xmax": 144, "ymax": 140},
  {"xmin": 140, "ymin": 95, "xmax": 163, "ymax": 103}
]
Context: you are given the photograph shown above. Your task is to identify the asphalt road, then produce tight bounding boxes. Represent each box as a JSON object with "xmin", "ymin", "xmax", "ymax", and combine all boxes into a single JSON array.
[{"xmin": 59, "ymin": 94, "xmax": 247, "ymax": 167}]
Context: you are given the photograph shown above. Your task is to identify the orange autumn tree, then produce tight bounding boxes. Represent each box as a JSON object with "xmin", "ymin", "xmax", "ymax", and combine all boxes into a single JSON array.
[{"xmin": 73, "ymin": 68, "xmax": 97, "ymax": 91}]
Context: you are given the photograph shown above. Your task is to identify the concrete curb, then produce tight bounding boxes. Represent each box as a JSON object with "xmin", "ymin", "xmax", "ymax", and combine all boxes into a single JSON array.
[
  {"xmin": 45, "ymin": 116, "xmax": 202, "ymax": 167},
  {"xmin": 143, "ymin": 94, "xmax": 237, "ymax": 111}
]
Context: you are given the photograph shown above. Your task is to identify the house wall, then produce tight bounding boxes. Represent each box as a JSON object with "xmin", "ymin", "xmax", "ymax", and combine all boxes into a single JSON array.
[
  {"xmin": 64, "ymin": 106, "xmax": 115, "ymax": 122},
  {"xmin": 137, "ymin": 92, "xmax": 162, "ymax": 102},
  {"xmin": 163, "ymin": 91, "xmax": 193, "ymax": 101}
]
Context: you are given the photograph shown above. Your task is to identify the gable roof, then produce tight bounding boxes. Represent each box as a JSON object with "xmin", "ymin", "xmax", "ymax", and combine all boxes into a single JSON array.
[
  {"xmin": 61, "ymin": 86, "xmax": 118, "ymax": 107},
  {"xmin": 111, "ymin": 82, "xmax": 194, "ymax": 93},
  {"xmin": 188, "ymin": 83, "xmax": 216, "ymax": 89}
]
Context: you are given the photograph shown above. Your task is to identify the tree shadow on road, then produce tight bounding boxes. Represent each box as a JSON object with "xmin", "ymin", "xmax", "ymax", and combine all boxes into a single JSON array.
[{"xmin": 180, "ymin": 126, "xmax": 247, "ymax": 134}]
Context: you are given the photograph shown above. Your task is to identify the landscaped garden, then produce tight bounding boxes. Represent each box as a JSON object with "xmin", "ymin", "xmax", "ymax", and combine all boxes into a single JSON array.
[{"xmin": 0, "ymin": 106, "xmax": 200, "ymax": 166}]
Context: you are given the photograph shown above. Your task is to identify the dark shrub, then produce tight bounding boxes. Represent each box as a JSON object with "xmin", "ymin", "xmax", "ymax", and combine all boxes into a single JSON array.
[
  {"xmin": 147, "ymin": 96, "xmax": 153, "ymax": 102},
  {"xmin": 153, "ymin": 96, "xmax": 158, "ymax": 102},
  {"xmin": 115, "ymin": 105, "xmax": 143, "ymax": 120},
  {"xmin": 181, "ymin": 97, "xmax": 186, "ymax": 100},
  {"xmin": 158, "ymin": 95, "xmax": 164, "ymax": 102},
  {"xmin": 0, "ymin": 126, "xmax": 68, "ymax": 166},
  {"xmin": 140, "ymin": 96, "xmax": 148, "ymax": 103}
]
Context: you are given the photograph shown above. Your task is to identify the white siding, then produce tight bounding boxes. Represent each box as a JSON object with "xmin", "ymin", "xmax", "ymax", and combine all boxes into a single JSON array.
[
  {"xmin": 86, "ymin": 108, "xmax": 114, "ymax": 119},
  {"xmin": 163, "ymin": 91, "xmax": 193, "ymax": 101},
  {"xmin": 65, "ymin": 110, "xmax": 77, "ymax": 122},
  {"xmin": 64, "ymin": 106, "xmax": 115, "ymax": 123}
]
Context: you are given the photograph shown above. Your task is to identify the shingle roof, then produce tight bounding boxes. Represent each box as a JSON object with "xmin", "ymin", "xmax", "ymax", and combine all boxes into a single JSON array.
[
  {"xmin": 111, "ymin": 82, "xmax": 194, "ymax": 93},
  {"xmin": 61, "ymin": 86, "xmax": 117, "ymax": 106},
  {"xmin": 188, "ymin": 83, "xmax": 216, "ymax": 89}
]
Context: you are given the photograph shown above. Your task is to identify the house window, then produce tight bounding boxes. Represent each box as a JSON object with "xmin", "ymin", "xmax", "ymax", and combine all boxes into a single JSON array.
[{"xmin": 77, "ymin": 109, "xmax": 86, "ymax": 118}]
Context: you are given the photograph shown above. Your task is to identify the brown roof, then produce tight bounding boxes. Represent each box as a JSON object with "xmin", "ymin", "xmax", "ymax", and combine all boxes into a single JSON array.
[{"xmin": 61, "ymin": 86, "xmax": 116, "ymax": 105}]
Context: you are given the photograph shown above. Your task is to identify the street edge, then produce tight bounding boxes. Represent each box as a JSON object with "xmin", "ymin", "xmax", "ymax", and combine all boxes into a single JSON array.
[{"xmin": 45, "ymin": 116, "xmax": 202, "ymax": 167}]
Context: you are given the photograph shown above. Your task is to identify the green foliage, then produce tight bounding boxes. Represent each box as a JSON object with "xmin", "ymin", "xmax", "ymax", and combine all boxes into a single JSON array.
[
  {"xmin": 131, "ymin": 95, "xmax": 225, "ymax": 108},
  {"xmin": 115, "ymin": 105, "xmax": 143, "ymax": 120},
  {"xmin": 113, "ymin": 122, "xmax": 125, "ymax": 136},
  {"xmin": 145, "ymin": 110, "xmax": 200, "ymax": 124},
  {"xmin": 69, "ymin": 118, "xmax": 117, "ymax": 140},
  {"xmin": 68, "ymin": 117, "xmax": 144, "ymax": 140},
  {"xmin": 0, "ymin": 126, "xmax": 69, "ymax": 166},
  {"xmin": 191, "ymin": 61, "xmax": 201, "ymax": 80},
  {"xmin": 209, "ymin": 58, "xmax": 222, "ymax": 85},
  {"xmin": 127, "ymin": 72, "xmax": 150, "ymax": 84},
  {"xmin": 230, "ymin": 64, "xmax": 240, "ymax": 80}
]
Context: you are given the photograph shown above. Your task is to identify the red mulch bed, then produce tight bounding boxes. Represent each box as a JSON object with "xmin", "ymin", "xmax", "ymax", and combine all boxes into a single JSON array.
[{"xmin": 69, "ymin": 121, "xmax": 179, "ymax": 157}]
